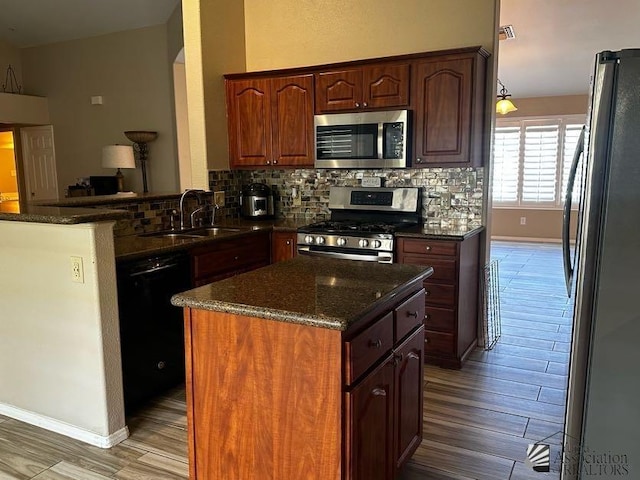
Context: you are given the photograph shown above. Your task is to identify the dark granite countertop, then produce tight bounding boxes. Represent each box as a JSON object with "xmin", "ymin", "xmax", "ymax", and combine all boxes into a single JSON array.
[
  {"xmin": 114, "ymin": 218, "xmax": 309, "ymax": 261},
  {"xmin": 171, "ymin": 255, "xmax": 433, "ymax": 330},
  {"xmin": 0, "ymin": 200, "xmax": 128, "ymax": 224},
  {"xmin": 396, "ymin": 224, "xmax": 485, "ymax": 240},
  {"xmin": 36, "ymin": 192, "xmax": 184, "ymax": 207}
]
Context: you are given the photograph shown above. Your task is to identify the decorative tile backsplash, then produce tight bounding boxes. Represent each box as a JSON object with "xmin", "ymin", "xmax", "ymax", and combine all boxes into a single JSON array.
[{"xmin": 209, "ymin": 167, "xmax": 484, "ymax": 228}]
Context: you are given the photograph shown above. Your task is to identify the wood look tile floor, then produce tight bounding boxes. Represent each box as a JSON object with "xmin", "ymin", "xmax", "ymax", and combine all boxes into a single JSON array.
[{"xmin": 0, "ymin": 241, "xmax": 573, "ymax": 480}]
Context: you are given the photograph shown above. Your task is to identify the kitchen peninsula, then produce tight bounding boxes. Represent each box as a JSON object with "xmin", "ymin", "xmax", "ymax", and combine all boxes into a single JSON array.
[{"xmin": 172, "ymin": 256, "xmax": 433, "ymax": 480}]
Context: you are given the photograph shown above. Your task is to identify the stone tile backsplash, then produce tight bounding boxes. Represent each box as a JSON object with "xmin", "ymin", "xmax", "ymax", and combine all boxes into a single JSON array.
[{"xmin": 209, "ymin": 167, "xmax": 484, "ymax": 228}]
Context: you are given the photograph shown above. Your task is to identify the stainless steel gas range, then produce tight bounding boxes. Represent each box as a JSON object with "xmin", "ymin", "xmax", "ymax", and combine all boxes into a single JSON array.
[{"xmin": 297, "ymin": 187, "xmax": 421, "ymax": 263}]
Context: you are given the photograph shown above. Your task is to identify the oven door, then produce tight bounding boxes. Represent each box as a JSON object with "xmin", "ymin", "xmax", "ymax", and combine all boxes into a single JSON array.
[{"xmin": 297, "ymin": 245, "xmax": 393, "ymax": 263}]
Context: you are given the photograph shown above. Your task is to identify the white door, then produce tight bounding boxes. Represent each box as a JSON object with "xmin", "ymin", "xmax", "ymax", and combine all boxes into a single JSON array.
[{"xmin": 21, "ymin": 125, "xmax": 59, "ymax": 201}]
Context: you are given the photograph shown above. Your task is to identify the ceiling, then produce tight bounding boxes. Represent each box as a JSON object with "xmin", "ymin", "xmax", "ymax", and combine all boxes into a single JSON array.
[
  {"xmin": 0, "ymin": 0, "xmax": 179, "ymax": 48},
  {"xmin": 2, "ymin": 0, "xmax": 639, "ymax": 99},
  {"xmin": 499, "ymin": 0, "xmax": 640, "ymax": 98}
]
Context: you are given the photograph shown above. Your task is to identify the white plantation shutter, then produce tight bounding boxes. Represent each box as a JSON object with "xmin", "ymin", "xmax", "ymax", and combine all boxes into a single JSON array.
[
  {"xmin": 561, "ymin": 124, "xmax": 584, "ymax": 204},
  {"xmin": 492, "ymin": 126, "xmax": 520, "ymax": 203},
  {"xmin": 522, "ymin": 124, "xmax": 559, "ymax": 204},
  {"xmin": 493, "ymin": 116, "xmax": 585, "ymax": 207}
]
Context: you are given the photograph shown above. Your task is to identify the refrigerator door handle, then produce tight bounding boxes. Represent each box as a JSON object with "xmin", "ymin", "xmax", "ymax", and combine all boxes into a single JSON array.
[{"xmin": 562, "ymin": 126, "xmax": 585, "ymax": 297}]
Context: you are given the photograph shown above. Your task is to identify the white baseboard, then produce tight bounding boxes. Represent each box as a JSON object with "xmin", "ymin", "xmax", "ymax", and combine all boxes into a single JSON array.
[
  {"xmin": 0, "ymin": 402, "xmax": 129, "ymax": 448},
  {"xmin": 491, "ymin": 235, "xmax": 565, "ymax": 244}
]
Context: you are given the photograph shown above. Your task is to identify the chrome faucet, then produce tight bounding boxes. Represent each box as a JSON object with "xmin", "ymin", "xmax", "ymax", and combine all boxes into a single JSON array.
[{"xmin": 179, "ymin": 189, "xmax": 206, "ymax": 229}]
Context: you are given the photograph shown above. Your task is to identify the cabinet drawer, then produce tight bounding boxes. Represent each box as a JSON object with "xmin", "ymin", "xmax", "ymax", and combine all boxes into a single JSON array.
[
  {"xmin": 401, "ymin": 255, "xmax": 456, "ymax": 284},
  {"xmin": 192, "ymin": 235, "xmax": 270, "ymax": 281},
  {"xmin": 345, "ymin": 312, "xmax": 393, "ymax": 385},
  {"xmin": 399, "ymin": 238, "xmax": 457, "ymax": 257},
  {"xmin": 424, "ymin": 330, "xmax": 455, "ymax": 356},
  {"xmin": 424, "ymin": 306, "xmax": 455, "ymax": 333},
  {"xmin": 423, "ymin": 283, "xmax": 456, "ymax": 307},
  {"xmin": 394, "ymin": 289, "xmax": 425, "ymax": 342}
]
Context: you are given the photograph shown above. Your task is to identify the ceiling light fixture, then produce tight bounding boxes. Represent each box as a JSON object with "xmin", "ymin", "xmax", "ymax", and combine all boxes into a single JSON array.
[{"xmin": 496, "ymin": 79, "xmax": 518, "ymax": 115}]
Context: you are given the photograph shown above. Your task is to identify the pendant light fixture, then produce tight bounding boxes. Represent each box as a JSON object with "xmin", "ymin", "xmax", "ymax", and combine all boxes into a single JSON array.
[{"xmin": 496, "ymin": 79, "xmax": 518, "ymax": 115}]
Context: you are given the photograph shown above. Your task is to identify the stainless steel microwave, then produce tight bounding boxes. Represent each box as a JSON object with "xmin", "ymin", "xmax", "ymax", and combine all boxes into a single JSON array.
[{"xmin": 314, "ymin": 109, "xmax": 409, "ymax": 169}]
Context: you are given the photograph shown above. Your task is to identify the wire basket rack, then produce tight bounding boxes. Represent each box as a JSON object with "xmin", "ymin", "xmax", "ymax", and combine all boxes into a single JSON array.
[{"xmin": 482, "ymin": 259, "xmax": 502, "ymax": 350}]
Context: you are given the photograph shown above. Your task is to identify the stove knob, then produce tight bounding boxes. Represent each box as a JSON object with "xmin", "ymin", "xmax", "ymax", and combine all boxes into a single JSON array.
[
  {"xmin": 372, "ymin": 240, "xmax": 382, "ymax": 249},
  {"xmin": 336, "ymin": 237, "xmax": 347, "ymax": 246},
  {"xmin": 358, "ymin": 239, "xmax": 369, "ymax": 248},
  {"xmin": 304, "ymin": 235, "xmax": 315, "ymax": 244},
  {"xmin": 315, "ymin": 236, "xmax": 326, "ymax": 245}
]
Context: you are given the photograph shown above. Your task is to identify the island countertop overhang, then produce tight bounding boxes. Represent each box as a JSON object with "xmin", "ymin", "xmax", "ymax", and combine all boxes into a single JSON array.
[{"xmin": 171, "ymin": 256, "xmax": 433, "ymax": 331}]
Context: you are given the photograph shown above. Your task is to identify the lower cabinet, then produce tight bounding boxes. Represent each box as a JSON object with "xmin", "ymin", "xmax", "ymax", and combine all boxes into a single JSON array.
[
  {"xmin": 183, "ymin": 287, "xmax": 425, "ymax": 480},
  {"xmin": 397, "ymin": 233, "xmax": 481, "ymax": 368},
  {"xmin": 346, "ymin": 326, "xmax": 424, "ymax": 480},
  {"xmin": 271, "ymin": 230, "xmax": 297, "ymax": 262},
  {"xmin": 190, "ymin": 231, "xmax": 270, "ymax": 286}
]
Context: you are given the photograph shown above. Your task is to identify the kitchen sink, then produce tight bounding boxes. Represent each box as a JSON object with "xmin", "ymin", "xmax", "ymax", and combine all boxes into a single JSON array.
[{"xmin": 141, "ymin": 227, "xmax": 244, "ymax": 239}]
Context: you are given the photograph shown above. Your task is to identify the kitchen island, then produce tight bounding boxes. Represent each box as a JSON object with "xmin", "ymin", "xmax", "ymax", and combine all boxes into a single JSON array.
[{"xmin": 172, "ymin": 256, "xmax": 433, "ymax": 480}]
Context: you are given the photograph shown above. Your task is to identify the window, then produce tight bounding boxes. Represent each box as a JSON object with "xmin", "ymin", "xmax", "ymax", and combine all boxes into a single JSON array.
[{"xmin": 492, "ymin": 116, "xmax": 584, "ymax": 208}]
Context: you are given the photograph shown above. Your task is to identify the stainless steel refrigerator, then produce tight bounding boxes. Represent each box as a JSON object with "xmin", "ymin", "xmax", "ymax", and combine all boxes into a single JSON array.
[{"xmin": 562, "ymin": 49, "xmax": 640, "ymax": 479}]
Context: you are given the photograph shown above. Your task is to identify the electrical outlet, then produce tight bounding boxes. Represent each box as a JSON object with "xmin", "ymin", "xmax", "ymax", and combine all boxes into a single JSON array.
[
  {"xmin": 70, "ymin": 256, "xmax": 84, "ymax": 283},
  {"xmin": 520, "ymin": 216, "xmax": 527, "ymax": 225},
  {"xmin": 440, "ymin": 192, "xmax": 451, "ymax": 207},
  {"xmin": 213, "ymin": 191, "xmax": 225, "ymax": 207},
  {"xmin": 293, "ymin": 195, "xmax": 302, "ymax": 207}
]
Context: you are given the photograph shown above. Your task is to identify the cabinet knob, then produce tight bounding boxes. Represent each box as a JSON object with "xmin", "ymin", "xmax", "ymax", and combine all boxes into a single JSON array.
[
  {"xmin": 416, "ymin": 158, "xmax": 423, "ymax": 164},
  {"xmin": 266, "ymin": 160, "xmax": 271, "ymax": 165},
  {"xmin": 157, "ymin": 361, "xmax": 166, "ymax": 370},
  {"xmin": 368, "ymin": 339, "xmax": 383, "ymax": 348},
  {"xmin": 363, "ymin": 102, "xmax": 368, "ymax": 107},
  {"xmin": 425, "ymin": 291, "xmax": 430, "ymax": 296},
  {"xmin": 425, "ymin": 314, "xmax": 431, "ymax": 320},
  {"xmin": 425, "ymin": 337, "xmax": 430, "ymax": 344},
  {"xmin": 372, "ymin": 388, "xmax": 387, "ymax": 397},
  {"xmin": 407, "ymin": 352, "xmax": 419, "ymax": 361},
  {"xmin": 355, "ymin": 102, "xmax": 360, "ymax": 108},
  {"xmin": 425, "ymin": 245, "xmax": 432, "ymax": 251},
  {"xmin": 286, "ymin": 240, "xmax": 291, "ymax": 245},
  {"xmin": 234, "ymin": 256, "xmax": 239, "ymax": 261},
  {"xmin": 406, "ymin": 311, "xmax": 418, "ymax": 318},
  {"xmin": 273, "ymin": 160, "xmax": 278, "ymax": 165},
  {"xmin": 393, "ymin": 353, "xmax": 404, "ymax": 366}
]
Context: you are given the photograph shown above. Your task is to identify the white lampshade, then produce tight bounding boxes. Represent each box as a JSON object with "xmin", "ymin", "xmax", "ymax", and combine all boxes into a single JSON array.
[{"xmin": 102, "ymin": 145, "xmax": 135, "ymax": 169}]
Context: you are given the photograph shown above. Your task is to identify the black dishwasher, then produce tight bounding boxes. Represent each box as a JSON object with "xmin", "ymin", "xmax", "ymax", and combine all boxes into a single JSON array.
[{"xmin": 116, "ymin": 252, "xmax": 191, "ymax": 414}]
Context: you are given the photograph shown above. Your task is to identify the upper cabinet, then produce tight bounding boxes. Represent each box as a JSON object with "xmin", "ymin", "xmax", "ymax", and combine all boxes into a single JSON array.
[
  {"xmin": 412, "ymin": 50, "xmax": 487, "ymax": 167},
  {"xmin": 226, "ymin": 74, "xmax": 314, "ymax": 168},
  {"xmin": 225, "ymin": 47, "xmax": 488, "ymax": 169},
  {"xmin": 315, "ymin": 63, "xmax": 410, "ymax": 113}
]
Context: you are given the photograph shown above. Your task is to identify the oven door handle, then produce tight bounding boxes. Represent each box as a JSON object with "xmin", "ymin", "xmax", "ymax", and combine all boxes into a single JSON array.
[{"xmin": 297, "ymin": 246, "xmax": 392, "ymax": 263}]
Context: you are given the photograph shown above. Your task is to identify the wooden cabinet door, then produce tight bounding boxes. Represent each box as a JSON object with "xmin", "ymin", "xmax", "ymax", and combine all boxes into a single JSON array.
[
  {"xmin": 315, "ymin": 69, "xmax": 363, "ymax": 112},
  {"xmin": 271, "ymin": 231, "xmax": 297, "ymax": 263},
  {"xmin": 413, "ymin": 57, "xmax": 473, "ymax": 166},
  {"xmin": 393, "ymin": 327, "xmax": 424, "ymax": 471},
  {"xmin": 363, "ymin": 64, "xmax": 410, "ymax": 109},
  {"xmin": 346, "ymin": 356, "xmax": 394, "ymax": 480},
  {"xmin": 271, "ymin": 75, "xmax": 315, "ymax": 167},
  {"xmin": 226, "ymin": 79, "xmax": 272, "ymax": 167}
]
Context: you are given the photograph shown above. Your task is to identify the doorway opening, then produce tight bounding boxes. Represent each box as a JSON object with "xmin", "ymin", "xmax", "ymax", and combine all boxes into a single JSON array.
[{"xmin": 0, "ymin": 130, "xmax": 21, "ymax": 208}]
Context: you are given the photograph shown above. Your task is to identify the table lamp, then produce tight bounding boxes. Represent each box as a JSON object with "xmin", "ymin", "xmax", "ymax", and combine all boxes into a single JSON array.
[{"xmin": 102, "ymin": 145, "xmax": 135, "ymax": 192}]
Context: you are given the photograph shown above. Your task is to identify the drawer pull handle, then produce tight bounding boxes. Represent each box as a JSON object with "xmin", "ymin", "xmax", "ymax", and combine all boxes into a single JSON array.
[
  {"xmin": 406, "ymin": 311, "xmax": 418, "ymax": 318},
  {"xmin": 372, "ymin": 388, "xmax": 386, "ymax": 397},
  {"xmin": 425, "ymin": 246, "xmax": 432, "ymax": 251},
  {"xmin": 369, "ymin": 339, "xmax": 383, "ymax": 348},
  {"xmin": 157, "ymin": 361, "xmax": 166, "ymax": 370},
  {"xmin": 407, "ymin": 352, "xmax": 419, "ymax": 360},
  {"xmin": 393, "ymin": 353, "xmax": 404, "ymax": 366}
]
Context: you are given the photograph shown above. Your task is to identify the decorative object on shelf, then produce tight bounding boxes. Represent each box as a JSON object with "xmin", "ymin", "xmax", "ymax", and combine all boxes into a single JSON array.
[
  {"xmin": 124, "ymin": 131, "xmax": 157, "ymax": 193},
  {"xmin": 102, "ymin": 145, "xmax": 135, "ymax": 192},
  {"xmin": 496, "ymin": 79, "xmax": 518, "ymax": 115},
  {"xmin": 2, "ymin": 64, "xmax": 22, "ymax": 94}
]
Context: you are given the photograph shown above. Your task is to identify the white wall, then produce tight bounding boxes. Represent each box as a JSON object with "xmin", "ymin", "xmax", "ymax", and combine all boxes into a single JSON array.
[
  {"xmin": 0, "ymin": 220, "xmax": 126, "ymax": 447},
  {"xmin": 20, "ymin": 26, "xmax": 179, "ymax": 195}
]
